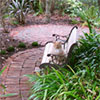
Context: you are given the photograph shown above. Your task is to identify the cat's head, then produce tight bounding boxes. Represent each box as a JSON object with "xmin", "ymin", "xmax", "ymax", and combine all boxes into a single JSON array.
[{"xmin": 53, "ymin": 41, "xmax": 62, "ymax": 49}]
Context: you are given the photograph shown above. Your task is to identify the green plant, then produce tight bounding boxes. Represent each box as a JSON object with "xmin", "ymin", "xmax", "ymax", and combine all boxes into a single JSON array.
[
  {"xmin": 77, "ymin": 6, "xmax": 100, "ymax": 28},
  {"xmin": 7, "ymin": 46, "xmax": 15, "ymax": 52},
  {"xmin": 0, "ymin": 50, "xmax": 6, "ymax": 55},
  {"xmin": 18, "ymin": 42, "xmax": 26, "ymax": 48},
  {"xmin": 69, "ymin": 30, "xmax": 100, "ymax": 73},
  {"xmin": 70, "ymin": 18, "xmax": 79, "ymax": 24},
  {"xmin": 80, "ymin": 0, "xmax": 98, "ymax": 7},
  {"xmin": 26, "ymin": 66, "xmax": 100, "ymax": 100},
  {"xmin": 32, "ymin": 42, "xmax": 39, "ymax": 46},
  {"xmin": 11, "ymin": 20, "xmax": 19, "ymax": 25},
  {"xmin": 30, "ymin": 0, "xmax": 44, "ymax": 13},
  {"xmin": 9, "ymin": 0, "xmax": 30, "ymax": 24}
]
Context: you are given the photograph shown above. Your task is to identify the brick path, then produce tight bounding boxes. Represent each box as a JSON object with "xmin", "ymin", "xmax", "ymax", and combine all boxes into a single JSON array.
[
  {"xmin": 1, "ymin": 47, "xmax": 43, "ymax": 100},
  {"xmin": 1, "ymin": 24, "xmax": 90, "ymax": 100}
]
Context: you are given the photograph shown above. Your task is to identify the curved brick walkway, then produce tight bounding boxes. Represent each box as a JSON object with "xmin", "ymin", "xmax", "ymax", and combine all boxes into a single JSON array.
[
  {"xmin": 1, "ymin": 24, "xmax": 90, "ymax": 100},
  {"xmin": 1, "ymin": 47, "xmax": 44, "ymax": 100}
]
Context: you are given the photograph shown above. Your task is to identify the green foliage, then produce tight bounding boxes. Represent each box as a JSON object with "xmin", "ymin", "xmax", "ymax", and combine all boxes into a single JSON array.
[
  {"xmin": 70, "ymin": 18, "xmax": 79, "ymax": 25},
  {"xmin": 30, "ymin": 0, "xmax": 44, "ymax": 13},
  {"xmin": 11, "ymin": 20, "xmax": 19, "ymax": 25},
  {"xmin": 9, "ymin": 0, "xmax": 30, "ymax": 24},
  {"xmin": 7, "ymin": 46, "xmax": 15, "ymax": 52},
  {"xmin": 0, "ymin": 66, "xmax": 7, "ymax": 76},
  {"xmin": 70, "ymin": 30, "xmax": 100, "ymax": 74},
  {"xmin": 18, "ymin": 42, "xmax": 26, "ymax": 48},
  {"xmin": 0, "ymin": 50, "xmax": 6, "ymax": 55},
  {"xmin": 0, "ymin": 93, "xmax": 18, "ymax": 98},
  {"xmin": 26, "ymin": 66, "xmax": 100, "ymax": 100},
  {"xmin": 80, "ymin": 0, "xmax": 98, "ymax": 7},
  {"xmin": 32, "ymin": 0, "xmax": 39, "ymax": 12},
  {"xmin": 66, "ymin": 0, "xmax": 82, "ymax": 16},
  {"xmin": 32, "ymin": 42, "xmax": 39, "ymax": 47},
  {"xmin": 56, "ymin": 0, "xmax": 100, "ymax": 28},
  {"xmin": 77, "ymin": 6, "xmax": 100, "ymax": 28},
  {"xmin": 55, "ymin": 0, "xmax": 67, "ymax": 15}
]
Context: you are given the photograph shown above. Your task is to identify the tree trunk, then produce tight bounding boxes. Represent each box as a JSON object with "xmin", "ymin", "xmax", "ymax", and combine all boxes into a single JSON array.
[
  {"xmin": 41, "ymin": 0, "xmax": 55, "ymax": 13},
  {"xmin": 50, "ymin": 0, "xmax": 55, "ymax": 13},
  {"xmin": 44, "ymin": 0, "xmax": 52, "ymax": 23},
  {"xmin": 98, "ymin": 0, "xmax": 100, "ymax": 11}
]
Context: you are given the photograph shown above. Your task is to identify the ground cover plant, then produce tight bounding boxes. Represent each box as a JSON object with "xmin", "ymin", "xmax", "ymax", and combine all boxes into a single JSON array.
[
  {"xmin": 18, "ymin": 42, "xmax": 26, "ymax": 48},
  {"xmin": 32, "ymin": 42, "xmax": 39, "ymax": 47}
]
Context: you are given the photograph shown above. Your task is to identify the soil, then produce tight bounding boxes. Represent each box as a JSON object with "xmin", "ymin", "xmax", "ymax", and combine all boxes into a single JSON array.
[{"xmin": 0, "ymin": 14, "xmax": 79, "ymax": 69}]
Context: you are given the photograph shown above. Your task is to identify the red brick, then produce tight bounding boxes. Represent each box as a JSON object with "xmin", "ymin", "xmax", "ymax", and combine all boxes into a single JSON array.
[{"xmin": 5, "ymin": 85, "xmax": 19, "ymax": 94}]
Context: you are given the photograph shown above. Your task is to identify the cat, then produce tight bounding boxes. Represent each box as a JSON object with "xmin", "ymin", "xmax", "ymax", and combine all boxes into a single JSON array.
[{"xmin": 47, "ymin": 41, "xmax": 66, "ymax": 64}]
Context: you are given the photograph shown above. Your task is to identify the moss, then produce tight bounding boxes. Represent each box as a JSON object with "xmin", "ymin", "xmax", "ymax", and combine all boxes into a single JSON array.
[
  {"xmin": 18, "ymin": 42, "xmax": 26, "ymax": 48},
  {"xmin": 0, "ymin": 50, "xmax": 6, "ymax": 55},
  {"xmin": 7, "ymin": 46, "xmax": 15, "ymax": 52},
  {"xmin": 32, "ymin": 42, "xmax": 39, "ymax": 47}
]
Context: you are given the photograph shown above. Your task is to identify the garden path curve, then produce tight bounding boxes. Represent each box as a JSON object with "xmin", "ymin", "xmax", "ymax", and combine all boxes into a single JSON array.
[
  {"xmin": 10, "ymin": 24, "xmax": 89, "ymax": 45},
  {"xmin": 1, "ymin": 24, "xmax": 89, "ymax": 100},
  {"xmin": 1, "ymin": 47, "xmax": 44, "ymax": 100}
]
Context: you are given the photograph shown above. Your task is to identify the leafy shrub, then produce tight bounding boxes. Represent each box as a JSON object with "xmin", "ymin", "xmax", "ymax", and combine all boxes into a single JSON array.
[
  {"xmin": 77, "ymin": 6, "xmax": 100, "ymax": 28},
  {"xmin": 32, "ymin": 42, "xmax": 39, "ymax": 47},
  {"xmin": 7, "ymin": 46, "xmax": 15, "ymax": 52},
  {"xmin": 26, "ymin": 66, "xmax": 100, "ymax": 100},
  {"xmin": 70, "ymin": 18, "xmax": 79, "ymax": 24},
  {"xmin": 69, "ymin": 30, "xmax": 100, "ymax": 73},
  {"xmin": 0, "ymin": 50, "xmax": 6, "ymax": 55},
  {"xmin": 28, "ymin": 0, "xmax": 44, "ymax": 13},
  {"xmin": 18, "ymin": 42, "xmax": 26, "ymax": 48},
  {"xmin": 66, "ymin": 0, "xmax": 82, "ymax": 16},
  {"xmin": 9, "ymin": 0, "xmax": 30, "ymax": 24},
  {"xmin": 11, "ymin": 20, "xmax": 19, "ymax": 25},
  {"xmin": 80, "ymin": 0, "xmax": 98, "ymax": 7}
]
